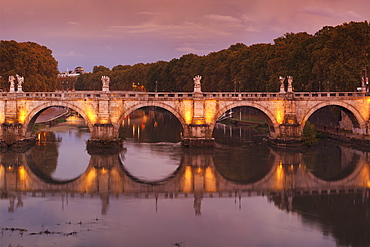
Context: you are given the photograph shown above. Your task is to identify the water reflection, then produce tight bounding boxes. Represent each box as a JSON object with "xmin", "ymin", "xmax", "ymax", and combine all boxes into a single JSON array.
[
  {"xmin": 121, "ymin": 142, "xmax": 183, "ymax": 182},
  {"xmin": 1, "ymin": 145, "xmax": 369, "ymax": 209},
  {"xmin": 31, "ymin": 130, "xmax": 90, "ymax": 180}
]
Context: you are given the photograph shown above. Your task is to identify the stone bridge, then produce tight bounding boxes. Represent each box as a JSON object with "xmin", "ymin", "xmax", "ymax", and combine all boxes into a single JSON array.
[
  {"xmin": 1, "ymin": 146, "xmax": 369, "ymax": 214},
  {"xmin": 0, "ymin": 88, "xmax": 369, "ymax": 147}
]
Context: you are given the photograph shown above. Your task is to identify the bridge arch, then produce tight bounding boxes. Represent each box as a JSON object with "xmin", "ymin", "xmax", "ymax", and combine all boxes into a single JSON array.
[
  {"xmin": 117, "ymin": 101, "xmax": 187, "ymax": 132},
  {"xmin": 300, "ymin": 101, "xmax": 367, "ymax": 133},
  {"xmin": 23, "ymin": 102, "xmax": 94, "ymax": 137},
  {"xmin": 214, "ymin": 102, "xmax": 281, "ymax": 137}
]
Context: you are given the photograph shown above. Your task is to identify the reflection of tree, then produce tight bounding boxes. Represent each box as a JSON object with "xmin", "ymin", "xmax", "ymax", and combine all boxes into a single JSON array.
[
  {"xmin": 271, "ymin": 193, "xmax": 370, "ymax": 247},
  {"xmin": 213, "ymin": 146, "xmax": 274, "ymax": 183},
  {"xmin": 31, "ymin": 131, "xmax": 60, "ymax": 177},
  {"xmin": 303, "ymin": 141, "xmax": 356, "ymax": 181}
]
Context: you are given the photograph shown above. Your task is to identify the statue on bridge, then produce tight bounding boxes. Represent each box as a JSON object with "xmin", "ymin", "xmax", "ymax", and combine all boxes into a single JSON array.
[
  {"xmin": 287, "ymin": 76, "xmax": 293, "ymax": 93},
  {"xmin": 279, "ymin": 76, "xmax": 294, "ymax": 93},
  {"xmin": 279, "ymin": 76, "xmax": 285, "ymax": 93},
  {"xmin": 8, "ymin": 75, "xmax": 15, "ymax": 92},
  {"xmin": 101, "ymin": 76, "xmax": 110, "ymax": 92},
  {"xmin": 16, "ymin": 74, "xmax": 24, "ymax": 92},
  {"xmin": 193, "ymin": 75, "xmax": 202, "ymax": 93}
]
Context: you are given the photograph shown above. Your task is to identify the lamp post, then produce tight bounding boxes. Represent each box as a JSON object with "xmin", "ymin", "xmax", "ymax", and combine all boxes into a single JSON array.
[
  {"xmin": 364, "ymin": 66, "xmax": 368, "ymax": 92},
  {"xmin": 155, "ymin": 81, "xmax": 158, "ymax": 92}
]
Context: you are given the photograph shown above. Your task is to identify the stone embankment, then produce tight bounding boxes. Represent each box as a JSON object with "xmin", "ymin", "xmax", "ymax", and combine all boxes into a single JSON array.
[{"xmin": 320, "ymin": 129, "xmax": 370, "ymax": 147}]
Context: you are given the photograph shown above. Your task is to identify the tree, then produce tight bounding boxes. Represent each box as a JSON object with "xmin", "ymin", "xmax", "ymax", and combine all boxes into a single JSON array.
[
  {"xmin": 302, "ymin": 122, "xmax": 318, "ymax": 146},
  {"xmin": 93, "ymin": 65, "xmax": 110, "ymax": 73},
  {"xmin": 0, "ymin": 40, "xmax": 59, "ymax": 91},
  {"xmin": 73, "ymin": 21, "xmax": 370, "ymax": 93}
]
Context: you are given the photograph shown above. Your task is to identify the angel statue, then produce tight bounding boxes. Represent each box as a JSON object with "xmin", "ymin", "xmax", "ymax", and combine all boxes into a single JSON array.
[
  {"xmin": 193, "ymin": 75, "xmax": 202, "ymax": 93},
  {"xmin": 101, "ymin": 75, "xmax": 110, "ymax": 92},
  {"xmin": 279, "ymin": 76, "xmax": 285, "ymax": 93},
  {"xmin": 8, "ymin": 75, "xmax": 15, "ymax": 92},
  {"xmin": 287, "ymin": 76, "xmax": 293, "ymax": 92},
  {"xmin": 16, "ymin": 74, "xmax": 24, "ymax": 92}
]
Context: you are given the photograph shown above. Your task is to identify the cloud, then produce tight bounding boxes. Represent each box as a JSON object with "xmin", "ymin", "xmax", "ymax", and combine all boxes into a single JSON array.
[
  {"xmin": 105, "ymin": 21, "xmax": 231, "ymax": 40},
  {"xmin": 137, "ymin": 11, "xmax": 163, "ymax": 16},
  {"xmin": 2, "ymin": 0, "xmax": 368, "ymax": 71},
  {"xmin": 204, "ymin": 14, "xmax": 240, "ymax": 23},
  {"xmin": 55, "ymin": 51, "xmax": 85, "ymax": 58},
  {"xmin": 300, "ymin": 7, "xmax": 363, "ymax": 20},
  {"xmin": 174, "ymin": 41, "xmax": 220, "ymax": 56}
]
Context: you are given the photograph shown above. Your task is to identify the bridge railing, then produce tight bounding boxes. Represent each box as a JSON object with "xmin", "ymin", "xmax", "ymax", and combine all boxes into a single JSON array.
[{"xmin": 0, "ymin": 91, "xmax": 366, "ymax": 100}]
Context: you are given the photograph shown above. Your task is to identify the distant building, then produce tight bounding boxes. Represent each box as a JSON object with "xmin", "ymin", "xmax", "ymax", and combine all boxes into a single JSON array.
[
  {"xmin": 74, "ymin": 66, "xmax": 85, "ymax": 74},
  {"xmin": 58, "ymin": 66, "xmax": 85, "ymax": 78},
  {"xmin": 57, "ymin": 67, "xmax": 84, "ymax": 91}
]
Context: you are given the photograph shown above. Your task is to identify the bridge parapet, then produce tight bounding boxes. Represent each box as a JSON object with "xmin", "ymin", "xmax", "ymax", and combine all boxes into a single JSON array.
[{"xmin": 0, "ymin": 91, "xmax": 365, "ymax": 101}]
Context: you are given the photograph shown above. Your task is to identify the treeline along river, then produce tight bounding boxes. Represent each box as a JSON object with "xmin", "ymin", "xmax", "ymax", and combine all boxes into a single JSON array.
[{"xmin": 1, "ymin": 107, "xmax": 369, "ymax": 247}]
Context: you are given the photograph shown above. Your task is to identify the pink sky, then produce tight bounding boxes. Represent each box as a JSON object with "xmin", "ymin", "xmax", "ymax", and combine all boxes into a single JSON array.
[{"xmin": 1, "ymin": 0, "xmax": 369, "ymax": 72}]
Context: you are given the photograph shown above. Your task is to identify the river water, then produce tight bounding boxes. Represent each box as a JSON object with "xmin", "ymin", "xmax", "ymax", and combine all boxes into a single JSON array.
[{"xmin": 1, "ymin": 108, "xmax": 369, "ymax": 247}]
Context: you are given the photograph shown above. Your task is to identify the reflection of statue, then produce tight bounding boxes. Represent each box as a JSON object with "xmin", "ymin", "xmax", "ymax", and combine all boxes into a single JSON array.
[
  {"xmin": 279, "ymin": 76, "xmax": 285, "ymax": 93},
  {"xmin": 193, "ymin": 75, "xmax": 202, "ymax": 93},
  {"xmin": 16, "ymin": 74, "xmax": 24, "ymax": 92},
  {"xmin": 101, "ymin": 76, "xmax": 110, "ymax": 92},
  {"xmin": 9, "ymin": 75, "xmax": 15, "ymax": 92}
]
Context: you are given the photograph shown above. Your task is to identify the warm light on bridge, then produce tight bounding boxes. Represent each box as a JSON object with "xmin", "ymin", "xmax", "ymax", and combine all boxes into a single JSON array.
[
  {"xmin": 204, "ymin": 100, "xmax": 217, "ymax": 124},
  {"xmin": 83, "ymin": 102, "xmax": 97, "ymax": 123},
  {"xmin": 276, "ymin": 110, "xmax": 284, "ymax": 124},
  {"xmin": 272, "ymin": 100, "xmax": 285, "ymax": 124},
  {"xmin": 18, "ymin": 109, "xmax": 27, "ymax": 123},
  {"xmin": 182, "ymin": 100, "xmax": 193, "ymax": 124}
]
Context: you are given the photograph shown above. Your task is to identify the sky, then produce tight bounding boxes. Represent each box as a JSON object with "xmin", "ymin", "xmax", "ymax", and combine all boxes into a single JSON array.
[{"xmin": 1, "ymin": 0, "xmax": 369, "ymax": 72}]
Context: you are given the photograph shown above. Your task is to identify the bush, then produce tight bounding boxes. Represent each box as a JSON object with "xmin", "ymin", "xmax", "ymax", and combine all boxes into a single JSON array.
[{"xmin": 302, "ymin": 122, "xmax": 318, "ymax": 146}]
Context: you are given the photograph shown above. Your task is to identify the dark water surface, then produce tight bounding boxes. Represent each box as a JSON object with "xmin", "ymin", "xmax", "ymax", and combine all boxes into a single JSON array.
[{"xmin": 1, "ymin": 110, "xmax": 369, "ymax": 247}]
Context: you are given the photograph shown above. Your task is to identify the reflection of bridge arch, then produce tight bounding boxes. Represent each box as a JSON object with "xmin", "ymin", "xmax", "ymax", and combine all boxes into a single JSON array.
[
  {"xmin": 303, "ymin": 148, "xmax": 369, "ymax": 187},
  {"xmin": 117, "ymin": 152, "xmax": 184, "ymax": 185},
  {"xmin": 1, "ymin": 148, "xmax": 369, "ymax": 198},
  {"xmin": 214, "ymin": 102, "xmax": 280, "ymax": 136},
  {"xmin": 25, "ymin": 152, "xmax": 85, "ymax": 184},
  {"xmin": 24, "ymin": 102, "xmax": 93, "ymax": 137},
  {"xmin": 301, "ymin": 101, "xmax": 366, "ymax": 131}
]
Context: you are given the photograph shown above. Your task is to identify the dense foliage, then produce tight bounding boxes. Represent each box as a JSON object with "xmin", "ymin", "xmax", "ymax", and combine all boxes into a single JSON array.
[
  {"xmin": 302, "ymin": 122, "xmax": 318, "ymax": 146},
  {"xmin": 0, "ymin": 40, "xmax": 59, "ymax": 91},
  {"xmin": 75, "ymin": 21, "xmax": 370, "ymax": 92}
]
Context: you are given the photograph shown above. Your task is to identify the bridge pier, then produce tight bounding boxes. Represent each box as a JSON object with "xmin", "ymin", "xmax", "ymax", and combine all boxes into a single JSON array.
[
  {"xmin": 182, "ymin": 124, "xmax": 215, "ymax": 148},
  {"xmin": 0, "ymin": 123, "xmax": 36, "ymax": 148},
  {"xmin": 86, "ymin": 123, "xmax": 122, "ymax": 150}
]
